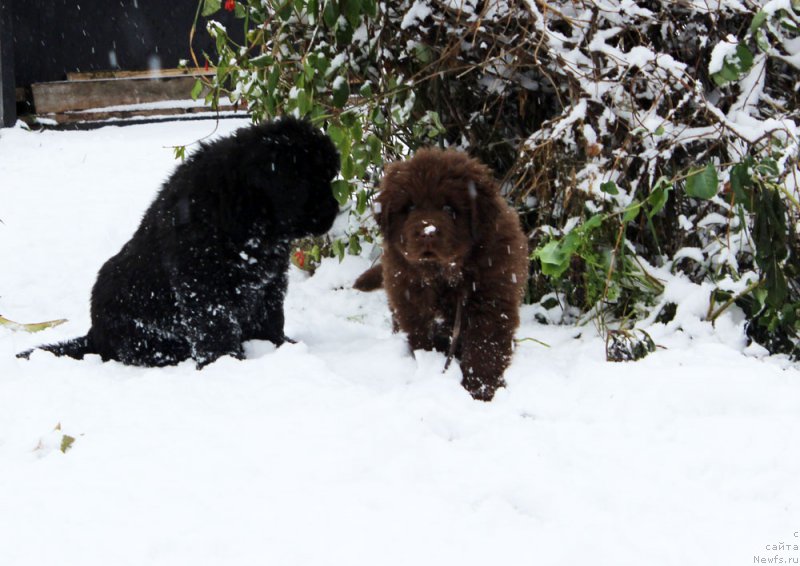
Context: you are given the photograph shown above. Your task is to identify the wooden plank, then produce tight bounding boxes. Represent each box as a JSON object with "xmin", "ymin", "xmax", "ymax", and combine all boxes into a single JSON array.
[
  {"xmin": 66, "ymin": 68, "xmax": 214, "ymax": 81},
  {"xmin": 32, "ymin": 75, "xmax": 205, "ymax": 114},
  {"xmin": 39, "ymin": 103, "xmax": 239, "ymax": 125}
]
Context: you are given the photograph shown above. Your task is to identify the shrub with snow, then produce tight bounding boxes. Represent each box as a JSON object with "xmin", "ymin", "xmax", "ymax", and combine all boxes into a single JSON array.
[{"xmin": 196, "ymin": 0, "xmax": 800, "ymax": 357}]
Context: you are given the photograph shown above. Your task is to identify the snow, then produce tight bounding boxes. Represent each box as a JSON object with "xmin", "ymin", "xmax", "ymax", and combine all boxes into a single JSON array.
[
  {"xmin": 708, "ymin": 35, "xmax": 739, "ymax": 74},
  {"xmin": 331, "ymin": 75, "xmax": 347, "ymax": 92},
  {"xmin": 401, "ymin": 0, "xmax": 432, "ymax": 30},
  {"xmin": 2, "ymin": 119, "xmax": 800, "ymax": 565}
]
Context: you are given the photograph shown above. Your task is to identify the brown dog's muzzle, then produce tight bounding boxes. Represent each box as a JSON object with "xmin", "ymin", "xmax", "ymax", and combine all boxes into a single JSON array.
[
  {"xmin": 401, "ymin": 211, "xmax": 461, "ymax": 264},
  {"xmin": 417, "ymin": 221, "xmax": 440, "ymax": 260}
]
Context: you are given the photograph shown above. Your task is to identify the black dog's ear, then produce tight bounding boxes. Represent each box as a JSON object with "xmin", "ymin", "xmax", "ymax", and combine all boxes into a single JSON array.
[{"xmin": 253, "ymin": 116, "xmax": 341, "ymax": 182}]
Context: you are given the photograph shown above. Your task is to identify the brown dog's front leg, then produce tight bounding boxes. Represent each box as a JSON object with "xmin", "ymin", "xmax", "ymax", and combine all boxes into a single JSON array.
[{"xmin": 459, "ymin": 307, "xmax": 518, "ymax": 401}]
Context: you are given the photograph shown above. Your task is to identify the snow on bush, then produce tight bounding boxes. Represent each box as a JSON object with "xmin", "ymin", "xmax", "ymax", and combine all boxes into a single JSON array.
[{"xmin": 195, "ymin": 0, "xmax": 800, "ymax": 358}]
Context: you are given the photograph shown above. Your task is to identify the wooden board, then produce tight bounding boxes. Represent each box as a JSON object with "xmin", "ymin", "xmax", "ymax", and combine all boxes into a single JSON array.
[
  {"xmin": 65, "ymin": 68, "xmax": 214, "ymax": 81},
  {"xmin": 32, "ymin": 75, "xmax": 207, "ymax": 114},
  {"xmin": 39, "ymin": 104, "xmax": 239, "ymax": 125}
]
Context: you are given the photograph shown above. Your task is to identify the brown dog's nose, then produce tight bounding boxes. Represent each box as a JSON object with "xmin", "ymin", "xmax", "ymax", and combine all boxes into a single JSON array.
[{"xmin": 419, "ymin": 223, "xmax": 438, "ymax": 241}]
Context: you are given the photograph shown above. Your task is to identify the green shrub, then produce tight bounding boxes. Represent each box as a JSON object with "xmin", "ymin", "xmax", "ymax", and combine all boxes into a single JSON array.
[{"xmin": 194, "ymin": 0, "xmax": 800, "ymax": 356}]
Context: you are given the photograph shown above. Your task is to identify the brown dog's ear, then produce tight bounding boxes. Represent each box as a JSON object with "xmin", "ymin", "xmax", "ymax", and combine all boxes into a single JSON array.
[
  {"xmin": 466, "ymin": 174, "xmax": 503, "ymax": 243},
  {"xmin": 374, "ymin": 191, "xmax": 390, "ymax": 234},
  {"xmin": 374, "ymin": 161, "xmax": 403, "ymax": 235}
]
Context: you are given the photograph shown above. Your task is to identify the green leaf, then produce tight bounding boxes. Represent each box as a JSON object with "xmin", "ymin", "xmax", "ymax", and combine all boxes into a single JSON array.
[
  {"xmin": 338, "ymin": 110, "xmax": 357, "ymax": 128},
  {"xmin": 60, "ymin": 434, "xmax": 75, "ymax": 454},
  {"xmin": 332, "ymin": 180, "xmax": 351, "ymax": 206},
  {"xmin": 335, "ymin": 20, "xmax": 355, "ymax": 44},
  {"xmin": 600, "ymin": 181, "xmax": 618, "ymax": 195},
  {"xmin": 755, "ymin": 28, "xmax": 770, "ymax": 52},
  {"xmin": 310, "ymin": 244, "xmax": 321, "ymax": 263},
  {"xmin": 214, "ymin": 29, "xmax": 227, "ymax": 55},
  {"xmin": 752, "ymin": 185, "xmax": 789, "ymax": 311},
  {"xmin": 362, "ymin": 0, "xmax": 377, "ymax": 18},
  {"xmin": 332, "ymin": 238, "xmax": 346, "ymax": 262},
  {"xmin": 342, "ymin": 0, "xmax": 363, "ymax": 28},
  {"xmin": 303, "ymin": 58, "xmax": 315, "ymax": 82},
  {"xmin": 756, "ymin": 158, "xmax": 779, "ymax": 178},
  {"xmin": 202, "ymin": 0, "xmax": 222, "ymax": 16},
  {"xmin": 323, "ymin": 0, "xmax": 338, "ymax": 27},
  {"xmin": 267, "ymin": 65, "xmax": 281, "ymax": 93},
  {"xmin": 348, "ymin": 120, "xmax": 363, "ymax": 143},
  {"xmin": 535, "ymin": 240, "xmax": 572, "ymax": 278},
  {"xmin": 736, "ymin": 43, "xmax": 754, "ymax": 71},
  {"xmin": 348, "ymin": 233, "xmax": 362, "ymax": 255},
  {"xmin": 534, "ymin": 215, "xmax": 604, "ymax": 279},
  {"xmin": 647, "ymin": 179, "xmax": 672, "ymax": 218},
  {"xmin": 782, "ymin": 10, "xmax": 800, "ymax": 32},
  {"xmin": 713, "ymin": 43, "xmax": 754, "ymax": 86},
  {"xmin": 173, "ymin": 145, "xmax": 187, "ymax": 162},
  {"xmin": 308, "ymin": 0, "xmax": 319, "ymax": 19},
  {"xmin": 750, "ymin": 10, "xmax": 768, "ymax": 34},
  {"xmin": 729, "ymin": 159, "xmax": 754, "ymax": 210},
  {"xmin": 327, "ymin": 124, "xmax": 350, "ymax": 153},
  {"xmin": 583, "ymin": 214, "xmax": 604, "ymax": 231},
  {"xmin": 332, "ymin": 76, "xmax": 351, "ymax": 108},
  {"xmin": 278, "ymin": 0, "xmax": 294, "ymax": 21},
  {"xmin": 414, "ymin": 43, "xmax": 433, "ymax": 64},
  {"xmin": 312, "ymin": 53, "xmax": 330, "ymax": 76},
  {"xmin": 341, "ymin": 154, "xmax": 355, "ymax": 178},
  {"xmin": 371, "ymin": 108, "xmax": 386, "ymax": 126},
  {"xmin": 685, "ymin": 163, "xmax": 719, "ymax": 199},
  {"xmin": 293, "ymin": 88, "xmax": 312, "ymax": 116},
  {"xmin": 249, "ymin": 53, "xmax": 274, "ymax": 68},
  {"xmin": 366, "ymin": 134, "xmax": 382, "ymax": 162},
  {"xmin": 765, "ymin": 267, "xmax": 788, "ymax": 310},
  {"xmin": 190, "ymin": 78, "xmax": 204, "ymax": 100},
  {"xmin": 622, "ymin": 200, "xmax": 641, "ymax": 223},
  {"xmin": 355, "ymin": 189, "xmax": 369, "ymax": 216}
]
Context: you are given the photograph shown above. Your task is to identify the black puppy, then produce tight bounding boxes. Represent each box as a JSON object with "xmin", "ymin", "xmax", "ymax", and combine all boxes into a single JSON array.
[{"xmin": 19, "ymin": 117, "xmax": 340, "ymax": 367}]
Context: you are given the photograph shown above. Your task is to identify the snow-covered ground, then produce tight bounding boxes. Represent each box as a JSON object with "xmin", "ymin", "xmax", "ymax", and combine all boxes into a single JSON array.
[{"xmin": 1, "ymin": 119, "xmax": 799, "ymax": 566}]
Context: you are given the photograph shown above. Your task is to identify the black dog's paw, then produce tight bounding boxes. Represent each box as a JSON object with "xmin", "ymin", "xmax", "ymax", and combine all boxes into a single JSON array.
[{"xmin": 193, "ymin": 347, "xmax": 246, "ymax": 370}]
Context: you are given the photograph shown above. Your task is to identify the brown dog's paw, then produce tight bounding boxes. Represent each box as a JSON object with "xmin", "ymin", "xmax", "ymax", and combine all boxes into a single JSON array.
[
  {"xmin": 461, "ymin": 375, "xmax": 504, "ymax": 402},
  {"xmin": 353, "ymin": 264, "xmax": 384, "ymax": 291}
]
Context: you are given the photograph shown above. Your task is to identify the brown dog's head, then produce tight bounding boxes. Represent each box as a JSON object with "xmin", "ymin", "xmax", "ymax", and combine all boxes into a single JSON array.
[{"xmin": 376, "ymin": 148, "xmax": 502, "ymax": 270}]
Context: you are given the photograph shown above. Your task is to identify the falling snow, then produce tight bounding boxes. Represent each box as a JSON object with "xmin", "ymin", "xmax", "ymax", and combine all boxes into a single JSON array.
[{"xmin": 0, "ymin": 117, "xmax": 799, "ymax": 566}]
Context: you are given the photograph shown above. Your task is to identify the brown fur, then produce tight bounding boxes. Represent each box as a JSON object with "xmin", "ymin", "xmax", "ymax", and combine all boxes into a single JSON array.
[{"xmin": 355, "ymin": 148, "xmax": 528, "ymax": 401}]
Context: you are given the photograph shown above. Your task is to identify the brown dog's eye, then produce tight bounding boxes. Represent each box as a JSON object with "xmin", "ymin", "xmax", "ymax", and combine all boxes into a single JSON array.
[
  {"xmin": 443, "ymin": 205, "xmax": 455, "ymax": 218},
  {"xmin": 403, "ymin": 204, "xmax": 416, "ymax": 214}
]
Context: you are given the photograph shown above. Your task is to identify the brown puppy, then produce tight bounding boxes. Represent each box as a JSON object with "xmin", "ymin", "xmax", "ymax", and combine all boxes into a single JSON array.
[{"xmin": 355, "ymin": 148, "xmax": 528, "ymax": 401}]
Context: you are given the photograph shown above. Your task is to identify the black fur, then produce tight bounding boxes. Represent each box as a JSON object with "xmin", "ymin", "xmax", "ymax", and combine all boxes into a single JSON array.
[{"xmin": 19, "ymin": 117, "xmax": 340, "ymax": 367}]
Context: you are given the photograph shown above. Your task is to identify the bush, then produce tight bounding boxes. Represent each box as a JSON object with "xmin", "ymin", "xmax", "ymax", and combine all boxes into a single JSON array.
[{"xmin": 195, "ymin": 0, "xmax": 800, "ymax": 356}]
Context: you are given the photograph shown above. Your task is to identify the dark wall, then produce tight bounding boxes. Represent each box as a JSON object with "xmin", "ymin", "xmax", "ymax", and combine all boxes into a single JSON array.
[
  {"xmin": 11, "ymin": 0, "xmax": 239, "ymax": 86},
  {"xmin": 1, "ymin": 0, "xmax": 15, "ymax": 126}
]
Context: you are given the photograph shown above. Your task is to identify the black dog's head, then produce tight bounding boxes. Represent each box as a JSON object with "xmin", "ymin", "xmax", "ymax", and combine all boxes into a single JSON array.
[{"xmin": 193, "ymin": 117, "xmax": 340, "ymax": 240}]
